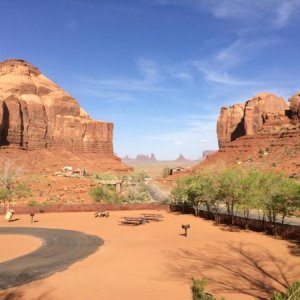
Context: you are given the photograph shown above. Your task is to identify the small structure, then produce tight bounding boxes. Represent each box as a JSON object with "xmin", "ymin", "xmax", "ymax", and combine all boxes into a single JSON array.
[
  {"xmin": 170, "ymin": 167, "xmax": 187, "ymax": 175},
  {"xmin": 98, "ymin": 180, "xmax": 123, "ymax": 193},
  {"xmin": 30, "ymin": 213, "xmax": 35, "ymax": 223},
  {"xmin": 63, "ymin": 166, "xmax": 73, "ymax": 172},
  {"xmin": 59, "ymin": 166, "xmax": 88, "ymax": 177}
]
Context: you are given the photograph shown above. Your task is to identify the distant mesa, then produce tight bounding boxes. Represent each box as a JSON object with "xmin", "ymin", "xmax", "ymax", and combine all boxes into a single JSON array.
[
  {"xmin": 123, "ymin": 153, "xmax": 157, "ymax": 162},
  {"xmin": 0, "ymin": 59, "xmax": 131, "ymax": 172},
  {"xmin": 175, "ymin": 153, "xmax": 191, "ymax": 162},
  {"xmin": 123, "ymin": 153, "xmax": 198, "ymax": 163}
]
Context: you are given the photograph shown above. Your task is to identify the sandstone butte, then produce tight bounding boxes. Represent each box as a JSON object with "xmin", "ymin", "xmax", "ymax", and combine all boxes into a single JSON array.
[
  {"xmin": 0, "ymin": 59, "xmax": 131, "ymax": 173},
  {"xmin": 194, "ymin": 92, "xmax": 300, "ymax": 177}
]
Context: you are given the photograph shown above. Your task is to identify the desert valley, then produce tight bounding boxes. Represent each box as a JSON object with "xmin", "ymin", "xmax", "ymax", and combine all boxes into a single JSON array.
[{"xmin": 1, "ymin": 1, "xmax": 300, "ymax": 300}]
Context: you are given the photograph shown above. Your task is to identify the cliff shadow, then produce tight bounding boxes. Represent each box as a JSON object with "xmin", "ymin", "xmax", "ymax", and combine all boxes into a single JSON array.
[
  {"xmin": 161, "ymin": 242, "xmax": 300, "ymax": 299},
  {"xmin": 230, "ymin": 119, "xmax": 245, "ymax": 141},
  {"xmin": 0, "ymin": 102, "xmax": 9, "ymax": 146}
]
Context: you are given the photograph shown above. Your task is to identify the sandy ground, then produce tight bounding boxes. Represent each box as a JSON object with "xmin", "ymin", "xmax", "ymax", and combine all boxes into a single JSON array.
[
  {"xmin": 0, "ymin": 210, "xmax": 299, "ymax": 300},
  {"xmin": 0, "ymin": 235, "xmax": 41, "ymax": 263}
]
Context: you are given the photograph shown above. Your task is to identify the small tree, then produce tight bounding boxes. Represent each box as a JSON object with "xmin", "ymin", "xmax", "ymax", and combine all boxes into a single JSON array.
[
  {"xmin": 217, "ymin": 167, "xmax": 245, "ymax": 225},
  {"xmin": 0, "ymin": 159, "xmax": 23, "ymax": 210},
  {"xmin": 260, "ymin": 172, "xmax": 300, "ymax": 235}
]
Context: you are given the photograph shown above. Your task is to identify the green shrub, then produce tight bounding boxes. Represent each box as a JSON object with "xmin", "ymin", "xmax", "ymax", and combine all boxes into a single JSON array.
[
  {"xmin": 89, "ymin": 185, "xmax": 122, "ymax": 204},
  {"xmin": 27, "ymin": 199, "xmax": 39, "ymax": 207},
  {"xmin": 272, "ymin": 281, "xmax": 300, "ymax": 300},
  {"xmin": 191, "ymin": 278, "xmax": 216, "ymax": 300}
]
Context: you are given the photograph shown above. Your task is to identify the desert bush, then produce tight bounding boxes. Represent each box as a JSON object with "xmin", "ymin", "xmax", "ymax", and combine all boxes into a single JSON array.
[
  {"xmin": 94, "ymin": 173, "xmax": 116, "ymax": 180},
  {"xmin": 124, "ymin": 183, "xmax": 151, "ymax": 203},
  {"xmin": 191, "ymin": 278, "xmax": 222, "ymax": 300},
  {"xmin": 89, "ymin": 185, "xmax": 122, "ymax": 204}
]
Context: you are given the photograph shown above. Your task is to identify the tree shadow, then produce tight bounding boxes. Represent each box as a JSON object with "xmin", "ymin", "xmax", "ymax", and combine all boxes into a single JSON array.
[
  {"xmin": 0, "ymin": 290, "xmax": 51, "ymax": 300},
  {"xmin": 286, "ymin": 240, "xmax": 300, "ymax": 257},
  {"xmin": 161, "ymin": 242, "xmax": 300, "ymax": 299},
  {"xmin": 213, "ymin": 223, "xmax": 241, "ymax": 232}
]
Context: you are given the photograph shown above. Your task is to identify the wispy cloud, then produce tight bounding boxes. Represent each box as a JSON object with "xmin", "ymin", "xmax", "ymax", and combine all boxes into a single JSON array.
[
  {"xmin": 77, "ymin": 58, "xmax": 162, "ymax": 92},
  {"xmin": 149, "ymin": 114, "xmax": 218, "ymax": 145},
  {"xmin": 213, "ymin": 38, "xmax": 281, "ymax": 69},
  {"xmin": 152, "ymin": 0, "xmax": 300, "ymax": 30},
  {"xmin": 194, "ymin": 64, "xmax": 257, "ymax": 85},
  {"xmin": 70, "ymin": 57, "xmax": 199, "ymax": 103},
  {"xmin": 191, "ymin": 37, "xmax": 281, "ymax": 85}
]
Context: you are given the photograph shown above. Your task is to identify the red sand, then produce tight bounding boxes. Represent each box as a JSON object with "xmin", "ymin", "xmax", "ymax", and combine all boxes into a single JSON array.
[
  {"xmin": 0, "ymin": 235, "xmax": 41, "ymax": 263},
  {"xmin": 0, "ymin": 210, "xmax": 299, "ymax": 300}
]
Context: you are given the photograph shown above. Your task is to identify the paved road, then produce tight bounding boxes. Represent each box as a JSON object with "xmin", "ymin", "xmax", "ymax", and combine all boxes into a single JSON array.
[
  {"xmin": 145, "ymin": 184, "xmax": 168, "ymax": 202},
  {"xmin": 0, "ymin": 227, "xmax": 103, "ymax": 290},
  {"xmin": 196, "ymin": 204, "xmax": 300, "ymax": 227}
]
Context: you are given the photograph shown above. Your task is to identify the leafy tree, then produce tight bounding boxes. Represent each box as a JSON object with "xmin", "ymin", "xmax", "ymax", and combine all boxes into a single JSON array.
[
  {"xmin": 217, "ymin": 167, "xmax": 245, "ymax": 225},
  {"xmin": 171, "ymin": 167, "xmax": 300, "ymax": 234},
  {"xmin": 237, "ymin": 169, "xmax": 263, "ymax": 229},
  {"xmin": 259, "ymin": 172, "xmax": 300, "ymax": 235}
]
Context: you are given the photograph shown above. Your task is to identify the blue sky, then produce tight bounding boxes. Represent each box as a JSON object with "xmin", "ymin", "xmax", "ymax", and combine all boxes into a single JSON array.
[{"xmin": 1, "ymin": 0, "xmax": 300, "ymax": 159}]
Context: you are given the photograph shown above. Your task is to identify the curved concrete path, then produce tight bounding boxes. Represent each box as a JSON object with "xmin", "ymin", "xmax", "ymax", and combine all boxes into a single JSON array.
[{"xmin": 0, "ymin": 227, "xmax": 103, "ymax": 290}]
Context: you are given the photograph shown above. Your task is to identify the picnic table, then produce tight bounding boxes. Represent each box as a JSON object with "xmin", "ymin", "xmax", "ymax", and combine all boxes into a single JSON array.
[
  {"xmin": 120, "ymin": 216, "xmax": 147, "ymax": 226},
  {"xmin": 141, "ymin": 213, "xmax": 163, "ymax": 222}
]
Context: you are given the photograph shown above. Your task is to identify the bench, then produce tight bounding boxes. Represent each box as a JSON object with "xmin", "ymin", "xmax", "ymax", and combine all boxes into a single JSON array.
[{"xmin": 120, "ymin": 217, "xmax": 147, "ymax": 226}]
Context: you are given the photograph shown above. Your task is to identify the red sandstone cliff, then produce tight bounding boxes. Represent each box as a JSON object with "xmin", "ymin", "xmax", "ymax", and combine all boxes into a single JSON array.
[
  {"xmin": 0, "ymin": 59, "xmax": 131, "ymax": 172},
  {"xmin": 0, "ymin": 59, "xmax": 114, "ymax": 154},
  {"xmin": 217, "ymin": 92, "xmax": 292, "ymax": 147},
  {"xmin": 195, "ymin": 92, "xmax": 300, "ymax": 177}
]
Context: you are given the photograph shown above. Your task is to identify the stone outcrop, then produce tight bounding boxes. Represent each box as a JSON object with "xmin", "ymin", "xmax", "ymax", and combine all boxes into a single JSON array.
[
  {"xmin": 0, "ymin": 59, "xmax": 113, "ymax": 156},
  {"xmin": 217, "ymin": 92, "xmax": 293, "ymax": 147},
  {"xmin": 289, "ymin": 92, "xmax": 300, "ymax": 120}
]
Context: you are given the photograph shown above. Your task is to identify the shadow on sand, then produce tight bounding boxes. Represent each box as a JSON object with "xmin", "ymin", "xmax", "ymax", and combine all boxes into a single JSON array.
[
  {"xmin": 162, "ymin": 242, "xmax": 300, "ymax": 300},
  {"xmin": 0, "ymin": 290, "xmax": 52, "ymax": 300}
]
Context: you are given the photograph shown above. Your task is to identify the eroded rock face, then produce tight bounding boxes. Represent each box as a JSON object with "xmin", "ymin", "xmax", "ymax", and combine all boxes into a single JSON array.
[
  {"xmin": 0, "ymin": 59, "xmax": 113, "ymax": 155},
  {"xmin": 217, "ymin": 92, "xmax": 293, "ymax": 148},
  {"xmin": 289, "ymin": 92, "xmax": 300, "ymax": 120},
  {"xmin": 217, "ymin": 103, "xmax": 245, "ymax": 146}
]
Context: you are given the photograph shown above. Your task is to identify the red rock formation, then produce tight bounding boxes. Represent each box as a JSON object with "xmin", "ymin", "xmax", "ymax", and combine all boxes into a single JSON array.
[
  {"xmin": 217, "ymin": 103, "xmax": 245, "ymax": 146},
  {"xmin": 193, "ymin": 91, "xmax": 300, "ymax": 177},
  {"xmin": 217, "ymin": 92, "xmax": 291, "ymax": 147},
  {"xmin": 0, "ymin": 59, "xmax": 113, "ymax": 155},
  {"xmin": 289, "ymin": 92, "xmax": 300, "ymax": 120}
]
